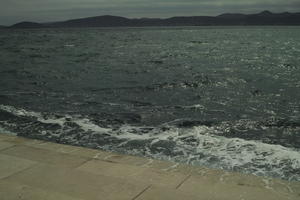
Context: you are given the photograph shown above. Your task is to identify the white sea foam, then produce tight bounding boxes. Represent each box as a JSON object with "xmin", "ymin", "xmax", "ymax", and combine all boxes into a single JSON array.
[
  {"xmin": 1, "ymin": 104, "xmax": 300, "ymax": 181},
  {"xmin": 0, "ymin": 126, "xmax": 16, "ymax": 135},
  {"xmin": 0, "ymin": 104, "xmax": 68, "ymax": 126},
  {"xmin": 113, "ymin": 124, "xmax": 300, "ymax": 180},
  {"xmin": 0, "ymin": 104, "xmax": 39, "ymax": 118},
  {"xmin": 0, "ymin": 104, "xmax": 110, "ymax": 133},
  {"xmin": 73, "ymin": 118, "xmax": 111, "ymax": 133}
]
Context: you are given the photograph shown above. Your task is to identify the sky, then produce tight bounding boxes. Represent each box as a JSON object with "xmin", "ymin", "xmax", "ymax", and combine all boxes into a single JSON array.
[{"xmin": 0, "ymin": 0, "xmax": 299, "ymax": 25}]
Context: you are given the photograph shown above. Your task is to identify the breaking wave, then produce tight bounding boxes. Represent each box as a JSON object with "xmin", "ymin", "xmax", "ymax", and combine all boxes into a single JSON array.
[{"xmin": 0, "ymin": 104, "xmax": 300, "ymax": 181}]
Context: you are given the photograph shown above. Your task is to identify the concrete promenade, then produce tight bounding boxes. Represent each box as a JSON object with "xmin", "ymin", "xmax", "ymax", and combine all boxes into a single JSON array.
[{"xmin": 0, "ymin": 133, "xmax": 299, "ymax": 200}]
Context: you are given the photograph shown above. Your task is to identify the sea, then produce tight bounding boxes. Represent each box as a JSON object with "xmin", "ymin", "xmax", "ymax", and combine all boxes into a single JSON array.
[{"xmin": 0, "ymin": 26, "xmax": 299, "ymax": 181}]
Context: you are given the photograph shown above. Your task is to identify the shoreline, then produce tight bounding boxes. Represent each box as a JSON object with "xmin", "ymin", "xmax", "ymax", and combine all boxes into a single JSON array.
[{"xmin": 1, "ymin": 133, "xmax": 299, "ymax": 199}]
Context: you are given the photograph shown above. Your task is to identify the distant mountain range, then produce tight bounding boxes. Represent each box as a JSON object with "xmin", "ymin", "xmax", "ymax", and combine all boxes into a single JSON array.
[{"xmin": 5, "ymin": 11, "xmax": 300, "ymax": 28}]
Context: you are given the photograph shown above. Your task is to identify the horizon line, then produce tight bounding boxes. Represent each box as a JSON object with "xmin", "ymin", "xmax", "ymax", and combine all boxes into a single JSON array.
[{"xmin": 3, "ymin": 10, "xmax": 300, "ymax": 27}]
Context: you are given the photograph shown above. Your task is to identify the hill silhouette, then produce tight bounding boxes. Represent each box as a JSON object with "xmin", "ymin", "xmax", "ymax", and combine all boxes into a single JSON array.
[
  {"xmin": 10, "ymin": 22, "xmax": 45, "ymax": 28},
  {"xmin": 7, "ymin": 11, "xmax": 300, "ymax": 28}
]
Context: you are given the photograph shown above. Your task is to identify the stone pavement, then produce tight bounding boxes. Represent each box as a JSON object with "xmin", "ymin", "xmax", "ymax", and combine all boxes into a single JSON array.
[{"xmin": 0, "ymin": 133, "xmax": 299, "ymax": 200}]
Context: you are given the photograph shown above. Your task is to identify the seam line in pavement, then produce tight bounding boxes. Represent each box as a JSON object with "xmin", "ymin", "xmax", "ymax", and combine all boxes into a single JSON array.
[
  {"xmin": 176, "ymin": 174, "xmax": 191, "ymax": 189},
  {"xmin": 132, "ymin": 185, "xmax": 152, "ymax": 200},
  {"xmin": 74, "ymin": 158, "xmax": 95, "ymax": 169},
  {"xmin": 1, "ymin": 162, "xmax": 39, "ymax": 181},
  {"xmin": 0, "ymin": 145, "xmax": 17, "ymax": 152}
]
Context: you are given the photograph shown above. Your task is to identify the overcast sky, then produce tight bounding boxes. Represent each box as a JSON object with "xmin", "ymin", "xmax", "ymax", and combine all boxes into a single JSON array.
[{"xmin": 0, "ymin": 0, "xmax": 299, "ymax": 25}]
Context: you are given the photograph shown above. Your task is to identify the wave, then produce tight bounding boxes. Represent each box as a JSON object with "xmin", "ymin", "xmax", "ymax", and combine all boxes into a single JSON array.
[{"xmin": 0, "ymin": 104, "xmax": 300, "ymax": 181}]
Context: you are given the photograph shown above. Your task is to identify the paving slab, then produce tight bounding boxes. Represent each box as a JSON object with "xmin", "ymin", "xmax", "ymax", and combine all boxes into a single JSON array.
[
  {"xmin": 136, "ymin": 186, "xmax": 199, "ymax": 200},
  {"xmin": 0, "ymin": 180, "xmax": 84, "ymax": 200},
  {"xmin": 219, "ymin": 171, "xmax": 296, "ymax": 194},
  {"xmin": 1, "ymin": 145, "xmax": 88, "ymax": 168},
  {"xmin": 72, "ymin": 149, "xmax": 176, "ymax": 169},
  {"xmin": 0, "ymin": 135, "xmax": 44, "ymax": 146},
  {"xmin": 4, "ymin": 163, "xmax": 149, "ymax": 200},
  {"xmin": 78, "ymin": 159, "xmax": 189, "ymax": 188},
  {"xmin": 0, "ymin": 141, "xmax": 15, "ymax": 151},
  {"xmin": 139, "ymin": 159, "xmax": 178, "ymax": 170},
  {"xmin": 102, "ymin": 153, "xmax": 151, "ymax": 166},
  {"xmin": 0, "ymin": 134, "xmax": 16, "ymax": 141},
  {"xmin": 131, "ymin": 167, "xmax": 189, "ymax": 188},
  {"xmin": 177, "ymin": 174, "xmax": 300, "ymax": 200},
  {"xmin": 1, "ymin": 134, "xmax": 300, "ymax": 200},
  {"xmin": 77, "ymin": 159, "xmax": 146, "ymax": 178},
  {"xmin": 67, "ymin": 146, "xmax": 113, "ymax": 160},
  {"xmin": 67, "ymin": 147, "xmax": 152, "ymax": 167},
  {"xmin": 33, "ymin": 141, "xmax": 83, "ymax": 154},
  {"xmin": 0, "ymin": 154, "xmax": 36, "ymax": 179}
]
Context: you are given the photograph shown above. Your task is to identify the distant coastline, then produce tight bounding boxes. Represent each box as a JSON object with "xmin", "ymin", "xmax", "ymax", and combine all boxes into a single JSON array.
[{"xmin": 2, "ymin": 10, "xmax": 300, "ymax": 28}]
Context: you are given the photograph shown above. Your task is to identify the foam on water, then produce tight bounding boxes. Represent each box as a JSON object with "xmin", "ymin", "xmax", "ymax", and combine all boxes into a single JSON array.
[
  {"xmin": 114, "ymin": 124, "xmax": 300, "ymax": 180},
  {"xmin": 0, "ymin": 104, "xmax": 299, "ymax": 181},
  {"xmin": 0, "ymin": 126, "xmax": 16, "ymax": 135}
]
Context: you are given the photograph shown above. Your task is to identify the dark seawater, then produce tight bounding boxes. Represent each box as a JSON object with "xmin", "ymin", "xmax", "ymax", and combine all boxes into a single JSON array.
[{"xmin": 0, "ymin": 26, "xmax": 299, "ymax": 181}]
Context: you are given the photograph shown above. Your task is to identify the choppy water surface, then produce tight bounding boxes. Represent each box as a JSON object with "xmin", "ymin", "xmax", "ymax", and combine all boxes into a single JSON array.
[{"xmin": 0, "ymin": 26, "xmax": 299, "ymax": 181}]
